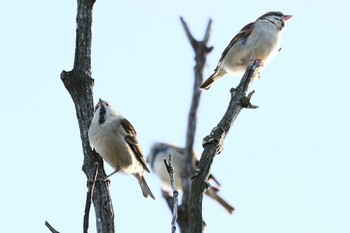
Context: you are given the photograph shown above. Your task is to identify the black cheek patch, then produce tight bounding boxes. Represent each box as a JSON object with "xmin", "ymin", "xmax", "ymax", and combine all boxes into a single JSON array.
[{"xmin": 98, "ymin": 107, "xmax": 106, "ymax": 124}]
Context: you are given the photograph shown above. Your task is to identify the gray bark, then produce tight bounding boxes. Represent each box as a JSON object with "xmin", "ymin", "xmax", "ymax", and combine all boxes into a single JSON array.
[
  {"xmin": 162, "ymin": 17, "xmax": 213, "ymax": 233},
  {"xmin": 61, "ymin": 0, "xmax": 115, "ymax": 232},
  {"xmin": 189, "ymin": 60, "xmax": 261, "ymax": 233}
]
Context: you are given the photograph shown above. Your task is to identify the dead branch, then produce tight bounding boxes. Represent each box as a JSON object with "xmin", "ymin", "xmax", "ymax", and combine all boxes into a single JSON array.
[
  {"xmin": 45, "ymin": 221, "xmax": 60, "ymax": 233},
  {"xmin": 164, "ymin": 155, "xmax": 179, "ymax": 233},
  {"xmin": 60, "ymin": 0, "xmax": 115, "ymax": 232},
  {"xmin": 170, "ymin": 17, "xmax": 212, "ymax": 233},
  {"xmin": 189, "ymin": 59, "xmax": 261, "ymax": 233},
  {"xmin": 83, "ymin": 162, "xmax": 99, "ymax": 233}
]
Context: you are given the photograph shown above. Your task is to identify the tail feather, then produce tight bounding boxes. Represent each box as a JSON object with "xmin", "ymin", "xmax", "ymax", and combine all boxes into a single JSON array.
[
  {"xmin": 135, "ymin": 174, "xmax": 155, "ymax": 200},
  {"xmin": 200, "ymin": 71, "xmax": 224, "ymax": 90},
  {"xmin": 206, "ymin": 189, "xmax": 234, "ymax": 214}
]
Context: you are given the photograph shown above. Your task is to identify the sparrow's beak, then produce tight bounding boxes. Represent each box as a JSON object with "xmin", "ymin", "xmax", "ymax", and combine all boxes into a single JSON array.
[
  {"xmin": 283, "ymin": 15, "xmax": 292, "ymax": 21},
  {"xmin": 98, "ymin": 98, "xmax": 105, "ymax": 108}
]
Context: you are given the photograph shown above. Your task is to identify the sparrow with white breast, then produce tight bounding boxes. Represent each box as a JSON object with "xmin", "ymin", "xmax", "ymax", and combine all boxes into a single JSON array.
[
  {"xmin": 88, "ymin": 98, "xmax": 155, "ymax": 199},
  {"xmin": 200, "ymin": 11, "xmax": 292, "ymax": 90},
  {"xmin": 148, "ymin": 142, "xmax": 234, "ymax": 213}
]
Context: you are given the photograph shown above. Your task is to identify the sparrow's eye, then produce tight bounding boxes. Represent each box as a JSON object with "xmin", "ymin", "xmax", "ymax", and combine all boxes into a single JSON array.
[{"xmin": 274, "ymin": 17, "xmax": 285, "ymax": 27}]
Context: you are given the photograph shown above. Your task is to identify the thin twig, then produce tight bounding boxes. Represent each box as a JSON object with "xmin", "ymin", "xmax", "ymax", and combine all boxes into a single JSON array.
[
  {"xmin": 164, "ymin": 154, "xmax": 179, "ymax": 233},
  {"xmin": 203, "ymin": 19, "xmax": 212, "ymax": 44},
  {"xmin": 83, "ymin": 162, "xmax": 99, "ymax": 233},
  {"xmin": 180, "ymin": 17, "xmax": 196, "ymax": 49},
  {"xmin": 45, "ymin": 221, "xmax": 60, "ymax": 233}
]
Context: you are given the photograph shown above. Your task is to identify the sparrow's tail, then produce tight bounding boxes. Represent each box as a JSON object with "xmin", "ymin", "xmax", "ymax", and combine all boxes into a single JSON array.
[
  {"xmin": 205, "ymin": 188, "xmax": 234, "ymax": 214},
  {"xmin": 134, "ymin": 173, "xmax": 155, "ymax": 200},
  {"xmin": 200, "ymin": 71, "xmax": 224, "ymax": 90}
]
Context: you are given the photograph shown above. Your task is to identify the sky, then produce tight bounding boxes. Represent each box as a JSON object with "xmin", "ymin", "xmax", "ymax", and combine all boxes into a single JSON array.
[{"xmin": 1, "ymin": 0, "xmax": 350, "ymax": 232}]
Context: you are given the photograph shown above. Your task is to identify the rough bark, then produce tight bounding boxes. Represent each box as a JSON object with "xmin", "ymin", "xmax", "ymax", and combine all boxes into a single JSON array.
[
  {"xmin": 188, "ymin": 60, "xmax": 261, "ymax": 233},
  {"xmin": 162, "ymin": 17, "xmax": 212, "ymax": 233},
  {"xmin": 60, "ymin": 0, "xmax": 115, "ymax": 232}
]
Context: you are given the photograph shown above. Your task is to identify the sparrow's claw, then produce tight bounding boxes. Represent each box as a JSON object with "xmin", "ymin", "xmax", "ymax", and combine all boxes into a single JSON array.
[
  {"xmin": 205, "ymin": 182, "xmax": 211, "ymax": 191},
  {"xmin": 104, "ymin": 178, "xmax": 111, "ymax": 186},
  {"xmin": 95, "ymin": 176, "xmax": 111, "ymax": 184}
]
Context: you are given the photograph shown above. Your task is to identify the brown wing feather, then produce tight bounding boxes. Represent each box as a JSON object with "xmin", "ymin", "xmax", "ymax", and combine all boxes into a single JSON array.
[
  {"xmin": 121, "ymin": 118, "xmax": 150, "ymax": 173},
  {"xmin": 215, "ymin": 22, "xmax": 255, "ymax": 71}
]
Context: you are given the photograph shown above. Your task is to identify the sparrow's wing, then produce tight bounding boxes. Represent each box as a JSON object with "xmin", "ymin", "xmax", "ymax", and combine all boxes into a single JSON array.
[
  {"xmin": 215, "ymin": 22, "xmax": 255, "ymax": 71},
  {"xmin": 171, "ymin": 145, "xmax": 185, "ymax": 155},
  {"xmin": 121, "ymin": 118, "xmax": 150, "ymax": 173}
]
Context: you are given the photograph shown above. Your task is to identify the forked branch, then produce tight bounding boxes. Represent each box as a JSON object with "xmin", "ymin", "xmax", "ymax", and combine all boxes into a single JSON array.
[{"xmin": 162, "ymin": 17, "xmax": 213, "ymax": 233}]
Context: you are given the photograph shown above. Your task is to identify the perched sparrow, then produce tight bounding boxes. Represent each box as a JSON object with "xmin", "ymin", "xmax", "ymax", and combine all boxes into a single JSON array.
[
  {"xmin": 88, "ymin": 98, "xmax": 155, "ymax": 199},
  {"xmin": 148, "ymin": 142, "xmax": 234, "ymax": 214},
  {"xmin": 200, "ymin": 11, "xmax": 292, "ymax": 90}
]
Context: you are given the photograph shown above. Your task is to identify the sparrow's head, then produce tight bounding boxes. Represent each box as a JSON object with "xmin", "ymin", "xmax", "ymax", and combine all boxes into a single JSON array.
[
  {"xmin": 258, "ymin": 11, "xmax": 292, "ymax": 31},
  {"xmin": 147, "ymin": 143, "xmax": 170, "ymax": 169},
  {"xmin": 93, "ymin": 98, "xmax": 119, "ymax": 125}
]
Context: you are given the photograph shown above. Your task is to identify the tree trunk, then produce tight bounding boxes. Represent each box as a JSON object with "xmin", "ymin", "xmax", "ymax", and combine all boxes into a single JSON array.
[{"xmin": 61, "ymin": 0, "xmax": 115, "ymax": 232}]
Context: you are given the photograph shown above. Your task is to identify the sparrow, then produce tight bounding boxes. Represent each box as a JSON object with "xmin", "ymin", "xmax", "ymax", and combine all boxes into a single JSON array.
[
  {"xmin": 148, "ymin": 142, "xmax": 234, "ymax": 214},
  {"xmin": 88, "ymin": 98, "xmax": 155, "ymax": 199},
  {"xmin": 200, "ymin": 11, "xmax": 292, "ymax": 90}
]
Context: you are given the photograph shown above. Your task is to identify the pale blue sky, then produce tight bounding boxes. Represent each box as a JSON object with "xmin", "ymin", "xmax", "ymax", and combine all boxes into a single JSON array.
[{"xmin": 1, "ymin": 0, "xmax": 350, "ymax": 232}]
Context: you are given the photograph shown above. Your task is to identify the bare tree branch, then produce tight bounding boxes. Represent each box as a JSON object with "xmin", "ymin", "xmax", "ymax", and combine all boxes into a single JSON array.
[
  {"xmin": 182, "ymin": 16, "xmax": 213, "ymax": 166},
  {"xmin": 177, "ymin": 17, "xmax": 213, "ymax": 233},
  {"xmin": 189, "ymin": 59, "xmax": 262, "ymax": 233},
  {"xmin": 203, "ymin": 19, "xmax": 212, "ymax": 45},
  {"xmin": 83, "ymin": 162, "xmax": 99, "ymax": 233},
  {"xmin": 45, "ymin": 221, "xmax": 60, "ymax": 233},
  {"xmin": 164, "ymin": 155, "xmax": 179, "ymax": 233},
  {"xmin": 60, "ymin": 0, "xmax": 115, "ymax": 232},
  {"xmin": 179, "ymin": 17, "xmax": 196, "ymax": 50},
  {"xmin": 180, "ymin": 17, "xmax": 213, "ymax": 53}
]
